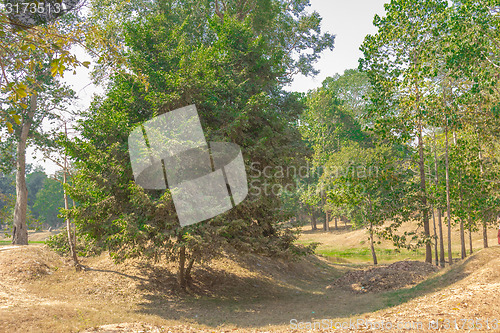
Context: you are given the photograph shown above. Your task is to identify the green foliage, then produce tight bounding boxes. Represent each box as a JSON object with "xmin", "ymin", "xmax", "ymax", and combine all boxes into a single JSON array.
[
  {"xmin": 64, "ymin": 0, "xmax": 333, "ymax": 274},
  {"xmin": 45, "ymin": 232, "xmax": 102, "ymax": 257},
  {"xmin": 32, "ymin": 177, "xmax": 65, "ymax": 228}
]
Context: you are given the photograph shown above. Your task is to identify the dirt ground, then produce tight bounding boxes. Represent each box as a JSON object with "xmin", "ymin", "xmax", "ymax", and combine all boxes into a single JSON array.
[
  {"xmin": 328, "ymin": 261, "xmax": 439, "ymax": 293},
  {"xmin": 0, "ymin": 244, "xmax": 499, "ymax": 332}
]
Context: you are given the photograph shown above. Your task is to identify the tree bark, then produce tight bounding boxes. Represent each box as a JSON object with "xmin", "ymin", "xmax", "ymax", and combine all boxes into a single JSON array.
[
  {"xmin": 468, "ymin": 224, "xmax": 473, "ymax": 255},
  {"xmin": 454, "ymin": 132, "xmax": 466, "ymax": 260},
  {"xmin": 12, "ymin": 93, "xmax": 37, "ymax": 245},
  {"xmin": 431, "ymin": 137, "xmax": 445, "ymax": 267},
  {"xmin": 178, "ymin": 244, "xmax": 186, "ymax": 289},
  {"xmin": 459, "ymin": 218, "xmax": 466, "ymax": 259},
  {"xmin": 63, "ymin": 135, "xmax": 81, "ymax": 271},
  {"xmin": 323, "ymin": 211, "xmax": 329, "ymax": 231},
  {"xmin": 437, "ymin": 209, "xmax": 445, "ymax": 267},
  {"xmin": 418, "ymin": 117, "xmax": 432, "ymax": 263},
  {"xmin": 185, "ymin": 256, "xmax": 195, "ymax": 282},
  {"xmin": 322, "ymin": 193, "xmax": 329, "ymax": 231},
  {"xmin": 476, "ymin": 128, "xmax": 488, "ymax": 249},
  {"xmin": 444, "ymin": 121, "xmax": 453, "ymax": 265},
  {"xmin": 334, "ymin": 216, "xmax": 338, "ymax": 230},
  {"xmin": 369, "ymin": 221, "xmax": 377, "ymax": 265},
  {"xmin": 483, "ymin": 220, "xmax": 488, "ymax": 248},
  {"xmin": 311, "ymin": 207, "xmax": 317, "ymax": 230},
  {"xmin": 431, "ymin": 207, "xmax": 438, "ymax": 266}
]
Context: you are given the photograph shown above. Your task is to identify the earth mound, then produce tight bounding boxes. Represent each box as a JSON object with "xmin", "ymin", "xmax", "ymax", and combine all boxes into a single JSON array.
[{"xmin": 328, "ymin": 260, "xmax": 439, "ymax": 293}]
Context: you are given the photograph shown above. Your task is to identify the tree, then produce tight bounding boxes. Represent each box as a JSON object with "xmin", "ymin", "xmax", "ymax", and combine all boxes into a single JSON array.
[
  {"xmin": 298, "ymin": 70, "xmax": 369, "ymax": 230},
  {"xmin": 3, "ymin": 50, "xmax": 76, "ymax": 244},
  {"xmin": 32, "ymin": 177, "xmax": 65, "ymax": 229},
  {"xmin": 360, "ymin": 0, "xmax": 450, "ymax": 263},
  {"xmin": 0, "ymin": 8, "xmax": 96, "ymax": 133},
  {"xmin": 65, "ymin": 0, "xmax": 334, "ymax": 288},
  {"xmin": 328, "ymin": 143, "xmax": 415, "ymax": 265}
]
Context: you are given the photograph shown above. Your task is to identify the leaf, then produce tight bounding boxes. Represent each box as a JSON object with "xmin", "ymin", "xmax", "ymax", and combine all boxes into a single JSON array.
[
  {"xmin": 6, "ymin": 122, "xmax": 13, "ymax": 133},
  {"xmin": 12, "ymin": 115, "xmax": 21, "ymax": 125},
  {"xmin": 50, "ymin": 62, "xmax": 59, "ymax": 76},
  {"xmin": 16, "ymin": 87, "xmax": 28, "ymax": 99},
  {"xmin": 59, "ymin": 64, "xmax": 66, "ymax": 77},
  {"xmin": 82, "ymin": 61, "xmax": 91, "ymax": 68}
]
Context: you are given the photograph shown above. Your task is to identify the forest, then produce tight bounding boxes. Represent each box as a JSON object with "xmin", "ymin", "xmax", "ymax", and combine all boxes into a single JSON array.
[{"xmin": 1, "ymin": 0, "xmax": 500, "ymax": 332}]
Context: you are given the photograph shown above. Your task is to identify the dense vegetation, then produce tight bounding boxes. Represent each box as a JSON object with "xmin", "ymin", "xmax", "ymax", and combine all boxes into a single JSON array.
[{"xmin": 2, "ymin": 0, "xmax": 500, "ymax": 288}]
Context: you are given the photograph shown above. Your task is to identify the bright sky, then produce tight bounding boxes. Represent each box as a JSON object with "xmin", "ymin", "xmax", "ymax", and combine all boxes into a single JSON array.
[
  {"xmin": 31, "ymin": 0, "xmax": 389, "ymax": 175},
  {"xmin": 289, "ymin": 0, "xmax": 388, "ymax": 92}
]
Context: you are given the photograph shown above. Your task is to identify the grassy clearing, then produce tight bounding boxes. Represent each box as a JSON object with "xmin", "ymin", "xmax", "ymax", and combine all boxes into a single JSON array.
[
  {"xmin": 315, "ymin": 247, "xmax": 466, "ymax": 264},
  {"xmin": 297, "ymin": 224, "xmax": 498, "ymax": 264}
]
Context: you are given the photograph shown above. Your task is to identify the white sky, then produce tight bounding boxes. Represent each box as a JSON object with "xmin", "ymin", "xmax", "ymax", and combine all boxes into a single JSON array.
[{"xmin": 30, "ymin": 0, "xmax": 389, "ymax": 175}]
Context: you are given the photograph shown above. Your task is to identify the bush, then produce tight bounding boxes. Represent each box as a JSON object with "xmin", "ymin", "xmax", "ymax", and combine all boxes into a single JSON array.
[{"xmin": 45, "ymin": 232, "xmax": 102, "ymax": 257}]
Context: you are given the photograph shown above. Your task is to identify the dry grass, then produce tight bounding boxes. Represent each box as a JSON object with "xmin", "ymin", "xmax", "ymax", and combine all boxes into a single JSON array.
[
  {"xmin": 0, "ymin": 229, "xmax": 60, "ymax": 242},
  {"xmin": 1, "ymin": 226, "xmax": 499, "ymax": 332},
  {"xmin": 0, "ymin": 246, "xmax": 382, "ymax": 332},
  {"xmin": 298, "ymin": 221, "xmax": 499, "ymax": 263}
]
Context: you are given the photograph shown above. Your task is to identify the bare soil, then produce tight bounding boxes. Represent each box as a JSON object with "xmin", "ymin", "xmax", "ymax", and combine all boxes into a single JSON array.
[
  {"xmin": 328, "ymin": 261, "xmax": 439, "ymax": 293},
  {"xmin": 1, "ymin": 239, "xmax": 499, "ymax": 332}
]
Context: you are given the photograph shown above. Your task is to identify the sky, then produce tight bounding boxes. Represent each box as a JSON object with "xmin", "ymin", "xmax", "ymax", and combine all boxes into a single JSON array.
[
  {"xmin": 289, "ymin": 0, "xmax": 388, "ymax": 92},
  {"xmin": 31, "ymin": 0, "xmax": 389, "ymax": 175}
]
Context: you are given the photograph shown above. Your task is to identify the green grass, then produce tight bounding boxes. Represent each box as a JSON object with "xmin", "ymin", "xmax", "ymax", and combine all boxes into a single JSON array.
[
  {"xmin": 317, "ymin": 247, "xmax": 425, "ymax": 263},
  {"xmin": 0, "ymin": 240, "xmax": 45, "ymax": 245},
  {"xmin": 309, "ymin": 246, "xmax": 464, "ymax": 264}
]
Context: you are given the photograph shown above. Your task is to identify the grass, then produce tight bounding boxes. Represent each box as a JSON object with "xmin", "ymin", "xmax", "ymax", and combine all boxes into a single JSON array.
[
  {"xmin": 297, "ymin": 236, "xmax": 477, "ymax": 264},
  {"xmin": 315, "ymin": 247, "xmax": 465, "ymax": 264},
  {"xmin": 1, "ymin": 232, "xmax": 498, "ymax": 332},
  {"xmin": 0, "ymin": 240, "xmax": 45, "ymax": 245},
  {"xmin": 318, "ymin": 247, "xmax": 426, "ymax": 262}
]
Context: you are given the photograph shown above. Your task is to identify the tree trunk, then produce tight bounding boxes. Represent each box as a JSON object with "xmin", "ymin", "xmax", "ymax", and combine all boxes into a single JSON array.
[
  {"xmin": 431, "ymin": 207, "xmax": 438, "ymax": 266},
  {"xmin": 468, "ymin": 224, "xmax": 473, "ymax": 255},
  {"xmin": 459, "ymin": 219, "xmax": 466, "ymax": 259},
  {"xmin": 12, "ymin": 93, "xmax": 37, "ymax": 245},
  {"xmin": 311, "ymin": 208, "xmax": 317, "ymax": 230},
  {"xmin": 335, "ymin": 216, "xmax": 338, "ymax": 230},
  {"xmin": 369, "ymin": 221, "xmax": 377, "ymax": 265},
  {"xmin": 444, "ymin": 122, "xmax": 453, "ymax": 266},
  {"xmin": 417, "ymin": 117, "xmax": 432, "ymax": 263},
  {"xmin": 63, "ymin": 142, "xmax": 81, "ymax": 271},
  {"xmin": 178, "ymin": 244, "xmax": 187, "ymax": 289},
  {"xmin": 323, "ymin": 211, "xmax": 329, "ymax": 231},
  {"xmin": 476, "ymin": 129, "xmax": 488, "ymax": 250},
  {"xmin": 483, "ymin": 220, "xmax": 488, "ymax": 248},
  {"xmin": 454, "ymin": 132, "xmax": 466, "ymax": 260},
  {"xmin": 72, "ymin": 200, "xmax": 77, "ymax": 247},
  {"xmin": 185, "ymin": 257, "xmax": 195, "ymax": 283},
  {"xmin": 437, "ymin": 209, "xmax": 445, "ymax": 267},
  {"xmin": 431, "ymin": 139, "xmax": 445, "ymax": 267},
  {"xmin": 322, "ymin": 193, "xmax": 329, "ymax": 231}
]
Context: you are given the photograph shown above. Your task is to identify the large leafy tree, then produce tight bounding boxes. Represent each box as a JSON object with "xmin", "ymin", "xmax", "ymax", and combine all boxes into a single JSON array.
[
  {"xmin": 328, "ymin": 144, "xmax": 415, "ymax": 265},
  {"xmin": 32, "ymin": 176, "xmax": 65, "ymax": 228},
  {"xmin": 298, "ymin": 69, "xmax": 369, "ymax": 229},
  {"xmin": 66, "ymin": 0, "xmax": 334, "ymax": 288},
  {"xmin": 360, "ymin": 0, "xmax": 449, "ymax": 263},
  {"xmin": 0, "ymin": 6, "xmax": 95, "ymax": 133}
]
